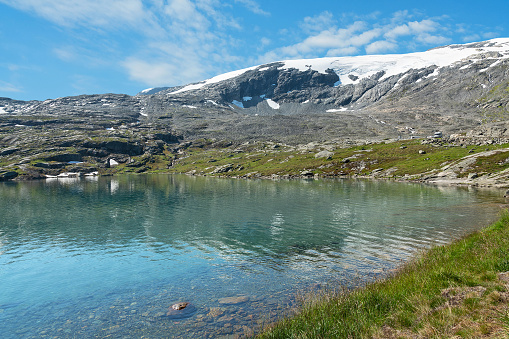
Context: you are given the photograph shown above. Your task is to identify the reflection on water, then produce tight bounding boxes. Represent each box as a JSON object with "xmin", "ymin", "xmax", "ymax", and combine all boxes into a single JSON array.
[{"xmin": 0, "ymin": 175, "xmax": 505, "ymax": 338}]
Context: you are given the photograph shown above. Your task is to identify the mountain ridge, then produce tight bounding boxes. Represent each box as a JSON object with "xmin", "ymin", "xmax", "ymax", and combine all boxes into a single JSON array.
[
  {"xmin": 2, "ymin": 38, "xmax": 509, "ymax": 181},
  {"xmin": 1, "ymin": 38, "xmax": 509, "ymax": 143}
]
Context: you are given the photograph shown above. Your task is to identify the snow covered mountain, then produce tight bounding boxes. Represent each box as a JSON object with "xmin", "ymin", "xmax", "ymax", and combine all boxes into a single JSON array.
[
  {"xmin": 2, "ymin": 38, "xmax": 509, "ymax": 143},
  {"xmin": 140, "ymin": 37, "xmax": 509, "ymax": 110}
]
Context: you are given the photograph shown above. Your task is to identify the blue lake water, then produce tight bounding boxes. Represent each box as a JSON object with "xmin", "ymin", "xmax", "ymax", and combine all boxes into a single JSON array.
[{"xmin": 0, "ymin": 175, "xmax": 505, "ymax": 338}]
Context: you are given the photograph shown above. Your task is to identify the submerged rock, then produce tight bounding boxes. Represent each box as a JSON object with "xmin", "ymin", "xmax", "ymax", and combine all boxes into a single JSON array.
[
  {"xmin": 218, "ymin": 296, "xmax": 250, "ymax": 305},
  {"xmin": 166, "ymin": 302, "xmax": 197, "ymax": 319}
]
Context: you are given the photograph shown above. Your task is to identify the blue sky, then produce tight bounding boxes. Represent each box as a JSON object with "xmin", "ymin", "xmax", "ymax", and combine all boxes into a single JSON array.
[{"xmin": 1, "ymin": 0, "xmax": 508, "ymax": 101}]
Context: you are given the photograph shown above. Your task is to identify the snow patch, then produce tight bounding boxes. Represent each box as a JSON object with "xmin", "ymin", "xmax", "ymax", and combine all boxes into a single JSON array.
[
  {"xmin": 327, "ymin": 108, "xmax": 348, "ymax": 112},
  {"xmin": 232, "ymin": 100, "xmax": 244, "ymax": 108},
  {"xmin": 170, "ymin": 65, "xmax": 258, "ymax": 95},
  {"xmin": 302, "ymin": 100, "xmax": 310, "ymax": 104},
  {"xmin": 266, "ymin": 99, "xmax": 280, "ymax": 109},
  {"xmin": 0, "ymin": 107, "xmax": 6, "ymax": 114},
  {"xmin": 183, "ymin": 105, "xmax": 197, "ymax": 109},
  {"xmin": 141, "ymin": 88, "xmax": 154, "ymax": 94},
  {"xmin": 207, "ymin": 100, "xmax": 219, "ymax": 106}
]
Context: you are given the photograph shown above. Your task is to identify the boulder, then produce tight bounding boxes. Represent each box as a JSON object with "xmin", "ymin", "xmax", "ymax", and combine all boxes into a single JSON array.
[
  {"xmin": 467, "ymin": 173, "xmax": 478, "ymax": 179},
  {"xmin": 0, "ymin": 147, "xmax": 20, "ymax": 156},
  {"xmin": 45, "ymin": 153, "xmax": 82, "ymax": 162},
  {"xmin": 33, "ymin": 162, "xmax": 67, "ymax": 169},
  {"xmin": 210, "ymin": 164, "xmax": 234, "ymax": 174},
  {"xmin": 314, "ymin": 150, "xmax": 334, "ymax": 159},
  {"xmin": 300, "ymin": 170, "xmax": 314, "ymax": 177},
  {"xmin": 82, "ymin": 140, "xmax": 143, "ymax": 156},
  {"xmin": 0, "ymin": 170, "xmax": 18, "ymax": 181}
]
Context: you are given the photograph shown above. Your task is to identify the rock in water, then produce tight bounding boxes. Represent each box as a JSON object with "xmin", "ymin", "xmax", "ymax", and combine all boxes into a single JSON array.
[
  {"xmin": 166, "ymin": 302, "xmax": 197, "ymax": 319},
  {"xmin": 171, "ymin": 302, "xmax": 188, "ymax": 310}
]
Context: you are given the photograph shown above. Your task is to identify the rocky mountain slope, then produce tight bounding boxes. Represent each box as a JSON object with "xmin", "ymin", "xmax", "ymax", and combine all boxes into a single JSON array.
[
  {"xmin": 1, "ymin": 38, "xmax": 509, "ymax": 180},
  {"xmin": 1, "ymin": 38, "xmax": 509, "ymax": 142}
]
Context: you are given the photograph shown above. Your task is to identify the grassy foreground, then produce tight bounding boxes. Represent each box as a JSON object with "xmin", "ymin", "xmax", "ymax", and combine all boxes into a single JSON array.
[{"xmin": 257, "ymin": 210, "xmax": 509, "ymax": 338}]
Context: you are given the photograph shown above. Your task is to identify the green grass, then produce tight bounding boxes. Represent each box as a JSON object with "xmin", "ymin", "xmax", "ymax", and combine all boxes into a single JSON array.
[
  {"xmin": 466, "ymin": 151, "xmax": 509, "ymax": 176},
  {"xmin": 5, "ymin": 136, "xmax": 509, "ymax": 182},
  {"xmin": 256, "ymin": 210, "xmax": 509, "ymax": 338},
  {"xmin": 161, "ymin": 140, "xmax": 509, "ymax": 179}
]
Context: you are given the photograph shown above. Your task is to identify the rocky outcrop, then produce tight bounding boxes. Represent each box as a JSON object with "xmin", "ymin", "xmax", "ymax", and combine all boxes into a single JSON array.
[
  {"xmin": 81, "ymin": 140, "xmax": 144, "ymax": 156},
  {"xmin": 0, "ymin": 170, "xmax": 18, "ymax": 181}
]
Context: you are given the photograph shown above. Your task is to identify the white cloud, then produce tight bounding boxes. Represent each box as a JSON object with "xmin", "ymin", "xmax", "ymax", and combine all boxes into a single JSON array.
[
  {"xmin": 365, "ymin": 40, "xmax": 398, "ymax": 54},
  {"xmin": 416, "ymin": 33, "xmax": 450, "ymax": 45},
  {"xmin": 301, "ymin": 11, "xmax": 334, "ymax": 34},
  {"xmin": 1, "ymin": 0, "xmax": 250, "ymax": 87},
  {"xmin": 123, "ymin": 58, "xmax": 186, "ymax": 86},
  {"xmin": 260, "ymin": 37, "xmax": 271, "ymax": 46},
  {"xmin": 384, "ymin": 24, "xmax": 412, "ymax": 40},
  {"xmin": 482, "ymin": 31, "xmax": 499, "ymax": 39},
  {"xmin": 325, "ymin": 46, "xmax": 359, "ymax": 57},
  {"xmin": 462, "ymin": 34, "xmax": 481, "ymax": 42},
  {"xmin": 1, "ymin": 1, "xmax": 500, "ymax": 92},
  {"xmin": 407, "ymin": 19, "xmax": 439, "ymax": 34},
  {"xmin": 260, "ymin": 11, "xmax": 453, "ymax": 62}
]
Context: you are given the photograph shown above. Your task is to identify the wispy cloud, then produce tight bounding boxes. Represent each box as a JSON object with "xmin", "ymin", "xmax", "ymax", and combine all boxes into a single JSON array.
[
  {"xmin": 0, "ymin": 1, "xmax": 503, "ymax": 92},
  {"xmin": 234, "ymin": 0, "xmax": 269, "ymax": 16},
  {"xmin": 301, "ymin": 11, "xmax": 334, "ymax": 34},
  {"xmin": 1, "ymin": 0, "xmax": 255, "ymax": 86},
  {"xmin": 0, "ymin": 0, "xmax": 149, "ymax": 29},
  {"xmin": 0, "ymin": 80, "xmax": 22, "ymax": 93}
]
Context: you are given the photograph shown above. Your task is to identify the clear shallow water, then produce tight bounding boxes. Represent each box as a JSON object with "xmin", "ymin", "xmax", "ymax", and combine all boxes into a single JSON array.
[{"xmin": 0, "ymin": 175, "xmax": 505, "ymax": 338}]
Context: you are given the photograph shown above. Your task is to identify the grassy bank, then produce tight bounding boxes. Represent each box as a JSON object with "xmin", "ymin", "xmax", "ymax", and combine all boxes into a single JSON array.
[
  {"xmin": 158, "ymin": 139, "xmax": 509, "ymax": 180},
  {"xmin": 257, "ymin": 210, "xmax": 509, "ymax": 338}
]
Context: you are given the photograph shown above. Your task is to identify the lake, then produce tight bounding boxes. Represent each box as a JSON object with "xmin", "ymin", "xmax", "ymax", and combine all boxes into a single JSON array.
[{"xmin": 0, "ymin": 175, "xmax": 505, "ymax": 338}]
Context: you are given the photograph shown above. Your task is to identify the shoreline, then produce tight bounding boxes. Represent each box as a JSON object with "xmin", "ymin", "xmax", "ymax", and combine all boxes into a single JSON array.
[
  {"xmin": 3, "ymin": 137, "xmax": 509, "ymax": 191},
  {"xmin": 256, "ymin": 210, "xmax": 509, "ymax": 338}
]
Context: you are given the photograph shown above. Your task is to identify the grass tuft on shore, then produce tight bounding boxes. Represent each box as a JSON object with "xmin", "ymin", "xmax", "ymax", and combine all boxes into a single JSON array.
[{"xmin": 257, "ymin": 210, "xmax": 509, "ymax": 338}]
